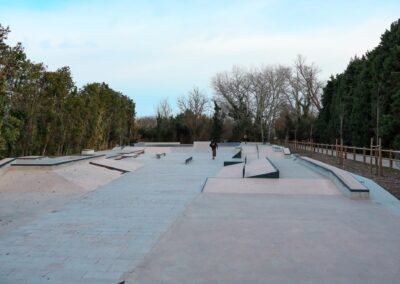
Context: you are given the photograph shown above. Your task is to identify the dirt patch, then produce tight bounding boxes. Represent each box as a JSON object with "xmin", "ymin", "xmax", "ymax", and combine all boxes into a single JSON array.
[{"xmin": 292, "ymin": 149, "xmax": 400, "ymax": 199}]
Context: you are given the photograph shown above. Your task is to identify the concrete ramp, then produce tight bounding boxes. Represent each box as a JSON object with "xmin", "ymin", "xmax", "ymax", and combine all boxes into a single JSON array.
[
  {"xmin": 89, "ymin": 158, "xmax": 143, "ymax": 173},
  {"xmin": 215, "ymin": 163, "xmax": 244, "ymax": 178},
  {"xmin": 244, "ymin": 158, "xmax": 279, "ymax": 178}
]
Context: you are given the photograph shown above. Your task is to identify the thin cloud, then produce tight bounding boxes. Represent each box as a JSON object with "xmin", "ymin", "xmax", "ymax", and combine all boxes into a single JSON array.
[{"xmin": 1, "ymin": 1, "xmax": 399, "ymax": 115}]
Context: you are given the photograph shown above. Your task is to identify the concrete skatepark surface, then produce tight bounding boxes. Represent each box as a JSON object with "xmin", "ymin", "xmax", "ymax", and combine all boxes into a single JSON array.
[{"xmin": 0, "ymin": 144, "xmax": 399, "ymax": 283}]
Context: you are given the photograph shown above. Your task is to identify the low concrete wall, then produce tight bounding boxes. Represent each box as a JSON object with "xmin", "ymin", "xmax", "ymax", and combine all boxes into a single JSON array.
[{"xmin": 297, "ymin": 156, "xmax": 369, "ymax": 200}]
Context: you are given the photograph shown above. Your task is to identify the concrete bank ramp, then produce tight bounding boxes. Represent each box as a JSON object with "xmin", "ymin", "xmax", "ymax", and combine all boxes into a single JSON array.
[
  {"xmin": 215, "ymin": 163, "xmax": 244, "ymax": 178},
  {"xmin": 245, "ymin": 159, "xmax": 279, "ymax": 178},
  {"xmin": 89, "ymin": 157, "xmax": 143, "ymax": 173},
  {"xmin": 0, "ymin": 162, "xmax": 123, "ymax": 233}
]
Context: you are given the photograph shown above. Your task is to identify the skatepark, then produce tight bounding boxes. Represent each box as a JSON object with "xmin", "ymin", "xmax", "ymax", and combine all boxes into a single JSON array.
[{"xmin": 0, "ymin": 143, "xmax": 399, "ymax": 283}]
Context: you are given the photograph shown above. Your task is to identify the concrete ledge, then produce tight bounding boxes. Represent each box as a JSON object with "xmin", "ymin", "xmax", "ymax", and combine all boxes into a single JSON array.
[
  {"xmin": 272, "ymin": 145, "xmax": 283, "ymax": 152},
  {"xmin": 11, "ymin": 154, "xmax": 105, "ymax": 169},
  {"xmin": 0, "ymin": 158, "xmax": 16, "ymax": 177},
  {"xmin": 156, "ymin": 153, "xmax": 166, "ymax": 159},
  {"xmin": 298, "ymin": 156, "xmax": 369, "ymax": 199},
  {"xmin": 283, "ymin": 147, "xmax": 291, "ymax": 157},
  {"xmin": 0, "ymin": 158, "xmax": 16, "ymax": 168},
  {"xmin": 17, "ymin": 156, "xmax": 45, "ymax": 160}
]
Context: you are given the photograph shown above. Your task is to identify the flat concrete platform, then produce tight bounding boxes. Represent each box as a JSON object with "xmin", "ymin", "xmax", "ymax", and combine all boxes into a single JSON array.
[{"xmin": 203, "ymin": 177, "xmax": 340, "ymax": 195}]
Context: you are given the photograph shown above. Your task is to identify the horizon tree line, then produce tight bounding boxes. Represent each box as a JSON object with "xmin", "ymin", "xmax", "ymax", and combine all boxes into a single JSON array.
[
  {"xmin": 137, "ymin": 19, "xmax": 400, "ymax": 150},
  {"xmin": 2, "ymin": 19, "xmax": 399, "ymax": 158},
  {"xmin": 136, "ymin": 54, "xmax": 323, "ymax": 144}
]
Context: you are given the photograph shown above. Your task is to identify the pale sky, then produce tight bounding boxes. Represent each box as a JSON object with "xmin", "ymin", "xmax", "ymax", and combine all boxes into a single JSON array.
[{"xmin": 1, "ymin": 0, "xmax": 399, "ymax": 116}]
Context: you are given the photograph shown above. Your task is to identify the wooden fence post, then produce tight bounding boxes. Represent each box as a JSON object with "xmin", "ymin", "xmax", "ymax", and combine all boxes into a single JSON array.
[
  {"xmin": 379, "ymin": 138, "xmax": 383, "ymax": 176},
  {"xmin": 340, "ymin": 139, "xmax": 343, "ymax": 167},
  {"xmin": 363, "ymin": 148, "xmax": 366, "ymax": 164},
  {"xmin": 370, "ymin": 138, "xmax": 373, "ymax": 175},
  {"xmin": 335, "ymin": 139, "xmax": 338, "ymax": 158},
  {"xmin": 375, "ymin": 140, "xmax": 378, "ymax": 176},
  {"xmin": 389, "ymin": 151, "xmax": 393, "ymax": 168}
]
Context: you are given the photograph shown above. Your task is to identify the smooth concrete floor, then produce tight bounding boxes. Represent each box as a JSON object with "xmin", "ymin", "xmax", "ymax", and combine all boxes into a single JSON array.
[
  {"xmin": 1, "ymin": 145, "xmax": 400, "ymax": 284},
  {"xmin": 126, "ymin": 193, "xmax": 400, "ymax": 284},
  {"xmin": 0, "ymin": 150, "xmax": 232, "ymax": 284},
  {"xmin": 125, "ymin": 146, "xmax": 400, "ymax": 283}
]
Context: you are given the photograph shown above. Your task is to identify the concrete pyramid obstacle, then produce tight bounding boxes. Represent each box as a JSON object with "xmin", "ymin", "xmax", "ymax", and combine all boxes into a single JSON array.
[{"xmin": 244, "ymin": 158, "xmax": 279, "ymax": 178}]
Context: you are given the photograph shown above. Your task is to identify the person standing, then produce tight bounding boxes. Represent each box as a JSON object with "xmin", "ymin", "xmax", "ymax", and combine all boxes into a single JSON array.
[{"xmin": 209, "ymin": 140, "xmax": 218, "ymax": 160}]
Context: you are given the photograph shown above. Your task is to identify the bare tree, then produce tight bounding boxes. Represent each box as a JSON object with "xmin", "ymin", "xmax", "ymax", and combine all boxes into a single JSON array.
[
  {"xmin": 212, "ymin": 66, "xmax": 253, "ymax": 139},
  {"xmin": 155, "ymin": 98, "xmax": 172, "ymax": 119},
  {"xmin": 283, "ymin": 55, "xmax": 323, "ymax": 140},
  {"xmin": 177, "ymin": 87, "xmax": 209, "ymax": 116},
  {"xmin": 177, "ymin": 87, "xmax": 210, "ymax": 140},
  {"xmin": 212, "ymin": 58, "xmax": 323, "ymax": 141},
  {"xmin": 249, "ymin": 66, "xmax": 289, "ymax": 141},
  {"xmin": 294, "ymin": 54, "xmax": 323, "ymax": 112}
]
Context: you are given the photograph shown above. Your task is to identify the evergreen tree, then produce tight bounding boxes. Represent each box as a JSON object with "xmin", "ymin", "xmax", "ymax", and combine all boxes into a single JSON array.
[
  {"xmin": 0, "ymin": 24, "xmax": 136, "ymax": 158},
  {"xmin": 316, "ymin": 19, "xmax": 400, "ymax": 148},
  {"xmin": 210, "ymin": 101, "xmax": 223, "ymax": 142}
]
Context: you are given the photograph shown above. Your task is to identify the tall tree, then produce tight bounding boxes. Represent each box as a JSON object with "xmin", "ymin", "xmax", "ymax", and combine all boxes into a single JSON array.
[
  {"xmin": 316, "ymin": 19, "xmax": 400, "ymax": 148},
  {"xmin": 177, "ymin": 87, "xmax": 209, "ymax": 140},
  {"xmin": 210, "ymin": 101, "xmax": 223, "ymax": 142},
  {"xmin": 0, "ymin": 24, "xmax": 136, "ymax": 158}
]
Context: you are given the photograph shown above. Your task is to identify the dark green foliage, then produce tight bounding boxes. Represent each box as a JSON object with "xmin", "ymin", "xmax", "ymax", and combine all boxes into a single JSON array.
[
  {"xmin": 210, "ymin": 101, "xmax": 223, "ymax": 142},
  {"xmin": 136, "ymin": 113, "xmax": 212, "ymax": 144},
  {"xmin": 0, "ymin": 24, "xmax": 136, "ymax": 158},
  {"xmin": 316, "ymin": 19, "xmax": 400, "ymax": 148}
]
